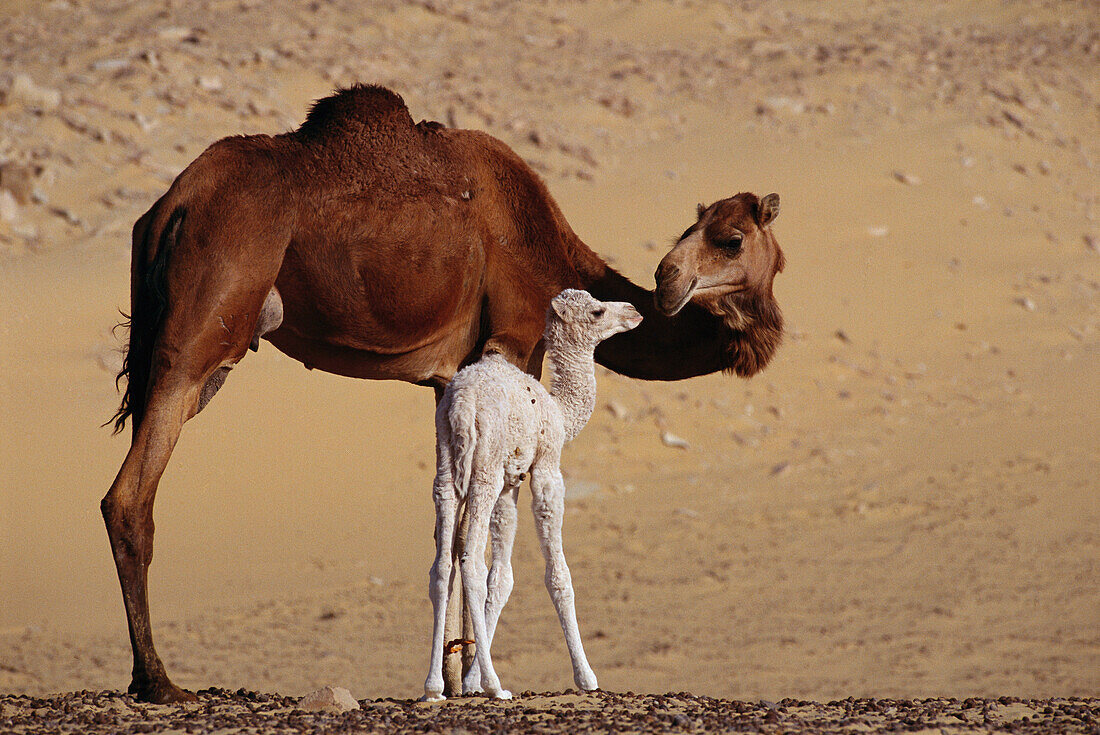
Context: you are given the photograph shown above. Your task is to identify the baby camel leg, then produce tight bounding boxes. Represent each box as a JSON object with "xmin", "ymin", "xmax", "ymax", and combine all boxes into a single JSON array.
[
  {"xmin": 462, "ymin": 479, "xmax": 520, "ymax": 694},
  {"xmin": 460, "ymin": 469, "xmax": 511, "ymax": 699},
  {"xmin": 424, "ymin": 433, "xmax": 462, "ymax": 701},
  {"xmin": 530, "ymin": 464, "xmax": 599, "ymax": 692}
]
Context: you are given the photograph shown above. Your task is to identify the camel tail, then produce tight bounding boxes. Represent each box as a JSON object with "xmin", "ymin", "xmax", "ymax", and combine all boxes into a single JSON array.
[
  {"xmin": 448, "ymin": 389, "xmax": 479, "ymax": 499},
  {"xmin": 108, "ymin": 204, "xmax": 185, "ymax": 435}
]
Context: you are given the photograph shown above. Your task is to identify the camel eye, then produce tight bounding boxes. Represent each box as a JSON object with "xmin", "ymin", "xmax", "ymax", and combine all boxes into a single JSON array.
[
  {"xmin": 717, "ymin": 235, "xmax": 743, "ymax": 253},
  {"xmin": 591, "ymin": 308, "xmax": 605, "ymax": 317}
]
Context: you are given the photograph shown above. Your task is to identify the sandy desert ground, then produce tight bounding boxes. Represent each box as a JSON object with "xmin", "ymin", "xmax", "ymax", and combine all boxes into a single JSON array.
[{"xmin": 1, "ymin": 0, "xmax": 1098, "ymax": 727}]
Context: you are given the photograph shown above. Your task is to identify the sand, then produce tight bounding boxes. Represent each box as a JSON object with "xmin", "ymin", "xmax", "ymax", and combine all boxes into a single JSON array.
[{"xmin": 0, "ymin": 0, "xmax": 1097, "ymax": 720}]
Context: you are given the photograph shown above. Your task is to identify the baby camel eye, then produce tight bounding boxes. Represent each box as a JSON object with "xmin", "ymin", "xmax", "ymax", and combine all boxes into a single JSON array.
[{"xmin": 591, "ymin": 308, "xmax": 605, "ymax": 317}]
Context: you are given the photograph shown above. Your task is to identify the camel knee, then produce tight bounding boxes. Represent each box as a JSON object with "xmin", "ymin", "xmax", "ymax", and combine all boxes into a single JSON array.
[{"xmin": 428, "ymin": 557, "xmax": 453, "ymax": 593}]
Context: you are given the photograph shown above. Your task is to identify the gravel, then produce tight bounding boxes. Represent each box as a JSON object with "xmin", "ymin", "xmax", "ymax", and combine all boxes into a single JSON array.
[{"xmin": 1, "ymin": 689, "xmax": 1096, "ymax": 734}]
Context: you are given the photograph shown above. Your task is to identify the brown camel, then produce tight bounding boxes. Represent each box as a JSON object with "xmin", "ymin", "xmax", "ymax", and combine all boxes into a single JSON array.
[{"xmin": 102, "ymin": 84, "xmax": 786, "ymax": 704}]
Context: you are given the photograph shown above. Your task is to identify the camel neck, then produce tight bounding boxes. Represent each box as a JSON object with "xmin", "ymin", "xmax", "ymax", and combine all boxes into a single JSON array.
[
  {"xmin": 544, "ymin": 334, "xmax": 598, "ymax": 442},
  {"xmin": 582, "ymin": 267, "xmax": 728, "ymax": 380}
]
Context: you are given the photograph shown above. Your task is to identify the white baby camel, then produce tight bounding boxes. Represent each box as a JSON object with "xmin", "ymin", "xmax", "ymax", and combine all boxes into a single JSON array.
[{"xmin": 424, "ymin": 289, "xmax": 642, "ymax": 701}]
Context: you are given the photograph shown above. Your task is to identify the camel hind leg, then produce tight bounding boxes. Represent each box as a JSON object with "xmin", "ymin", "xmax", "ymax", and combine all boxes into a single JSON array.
[
  {"xmin": 101, "ymin": 372, "xmax": 202, "ymax": 702},
  {"xmin": 103, "ymin": 229, "xmax": 284, "ymax": 702}
]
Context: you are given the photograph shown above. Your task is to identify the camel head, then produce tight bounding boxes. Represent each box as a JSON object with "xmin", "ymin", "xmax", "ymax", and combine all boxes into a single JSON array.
[
  {"xmin": 654, "ymin": 192, "xmax": 786, "ymax": 377},
  {"xmin": 548, "ymin": 289, "xmax": 643, "ymax": 347}
]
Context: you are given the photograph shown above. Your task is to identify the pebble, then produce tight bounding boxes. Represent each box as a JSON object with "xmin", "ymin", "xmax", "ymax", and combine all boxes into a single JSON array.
[
  {"xmin": 892, "ymin": 170, "xmax": 921, "ymax": 185},
  {"xmin": 605, "ymin": 401, "xmax": 629, "ymax": 420},
  {"xmin": 0, "ymin": 190, "xmax": 20, "ymax": 223},
  {"xmin": 0, "ymin": 162, "xmax": 36, "ymax": 204},
  {"xmin": 197, "ymin": 75, "xmax": 223, "ymax": 92},
  {"xmin": 660, "ymin": 431, "xmax": 689, "ymax": 450},
  {"xmin": 6, "ymin": 73, "xmax": 61, "ymax": 111},
  {"xmin": 1015, "ymin": 296, "xmax": 1037, "ymax": 312}
]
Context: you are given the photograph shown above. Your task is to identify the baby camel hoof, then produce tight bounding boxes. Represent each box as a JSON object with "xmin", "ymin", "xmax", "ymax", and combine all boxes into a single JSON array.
[{"xmin": 576, "ymin": 675, "xmax": 599, "ymax": 692}]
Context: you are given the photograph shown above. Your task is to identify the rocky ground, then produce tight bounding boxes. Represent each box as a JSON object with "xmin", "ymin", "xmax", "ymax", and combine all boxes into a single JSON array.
[{"xmin": 2, "ymin": 689, "xmax": 1098, "ymax": 734}]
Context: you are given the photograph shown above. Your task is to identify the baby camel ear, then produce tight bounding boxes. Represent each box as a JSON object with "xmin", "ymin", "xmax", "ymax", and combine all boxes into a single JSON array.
[
  {"xmin": 549, "ymin": 295, "xmax": 569, "ymax": 320},
  {"xmin": 696, "ymin": 202, "xmax": 708, "ymax": 219},
  {"xmin": 757, "ymin": 193, "xmax": 780, "ymax": 227}
]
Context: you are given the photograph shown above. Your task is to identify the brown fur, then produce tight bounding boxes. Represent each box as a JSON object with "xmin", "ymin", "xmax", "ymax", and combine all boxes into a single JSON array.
[{"xmin": 102, "ymin": 85, "xmax": 786, "ymax": 703}]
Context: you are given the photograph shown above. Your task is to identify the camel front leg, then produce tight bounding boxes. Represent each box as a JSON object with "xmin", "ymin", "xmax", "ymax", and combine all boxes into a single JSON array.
[
  {"xmin": 531, "ymin": 465, "xmax": 598, "ymax": 692},
  {"xmin": 101, "ymin": 382, "xmax": 199, "ymax": 704}
]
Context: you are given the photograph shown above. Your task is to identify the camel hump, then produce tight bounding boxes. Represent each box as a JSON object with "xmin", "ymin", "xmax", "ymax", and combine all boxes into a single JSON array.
[{"xmin": 295, "ymin": 84, "xmax": 416, "ymax": 141}]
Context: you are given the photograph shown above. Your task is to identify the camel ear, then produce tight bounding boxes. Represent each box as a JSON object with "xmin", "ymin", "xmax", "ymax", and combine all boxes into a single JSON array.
[
  {"xmin": 757, "ymin": 193, "xmax": 780, "ymax": 227},
  {"xmin": 549, "ymin": 295, "xmax": 569, "ymax": 320},
  {"xmin": 696, "ymin": 202, "xmax": 708, "ymax": 219}
]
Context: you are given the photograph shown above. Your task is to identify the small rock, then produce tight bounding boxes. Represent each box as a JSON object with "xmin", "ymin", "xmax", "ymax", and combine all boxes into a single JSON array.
[
  {"xmin": 892, "ymin": 170, "xmax": 921, "ymax": 185},
  {"xmin": 1037, "ymin": 160, "xmax": 1052, "ymax": 175},
  {"xmin": 197, "ymin": 75, "xmax": 223, "ymax": 92},
  {"xmin": 6, "ymin": 73, "xmax": 61, "ymax": 111},
  {"xmin": 299, "ymin": 686, "xmax": 360, "ymax": 713},
  {"xmin": 660, "ymin": 431, "xmax": 689, "ymax": 450},
  {"xmin": 1085, "ymin": 234, "xmax": 1097, "ymax": 253},
  {"xmin": 0, "ymin": 162, "xmax": 36, "ymax": 204},
  {"xmin": 12, "ymin": 221, "xmax": 38, "ymax": 241},
  {"xmin": 0, "ymin": 190, "xmax": 20, "ymax": 223},
  {"xmin": 158, "ymin": 26, "xmax": 201, "ymax": 43},
  {"xmin": 50, "ymin": 206, "xmax": 83, "ymax": 226},
  {"xmin": 94, "ymin": 345, "xmax": 124, "ymax": 375},
  {"xmin": 605, "ymin": 401, "xmax": 629, "ymax": 420},
  {"xmin": 770, "ymin": 462, "xmax": 791, "ymax": 477},
  {"xmin": 1015, "ymin": 296, "xmax": 1036, "ymax": 312},
  {"xmin": 92, "ymin": 58, "xmax": 131, "ymax": 73}
]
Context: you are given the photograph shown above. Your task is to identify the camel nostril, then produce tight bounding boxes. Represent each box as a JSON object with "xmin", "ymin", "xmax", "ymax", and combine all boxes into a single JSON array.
[{"xmin": 656, "ymin": 262, "xmax": 680, "ymax": 283}]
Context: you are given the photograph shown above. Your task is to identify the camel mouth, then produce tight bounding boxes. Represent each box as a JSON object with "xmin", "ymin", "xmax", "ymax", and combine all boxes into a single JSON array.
[
  {"xmin": 655, "ymin": 276, "xmax": 697, "ymax": 316},
  {"xmin": 694, "ymin": 283, "xmax": 746, "ymax": 298}
]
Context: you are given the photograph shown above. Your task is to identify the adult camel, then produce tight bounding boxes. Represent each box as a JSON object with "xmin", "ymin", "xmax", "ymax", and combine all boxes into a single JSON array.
[{"xmin": 103, "ymin": 84, "xmax": 786, "ymax": 703}]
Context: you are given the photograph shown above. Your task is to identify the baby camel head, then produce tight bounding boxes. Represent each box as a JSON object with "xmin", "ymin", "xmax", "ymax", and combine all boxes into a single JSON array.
[
  {"xmin": 654, "ymin": 192, "xmax": 786, "ymax": 377},
  {"xmin": 547, "ymin": 289, "xmax": 643, "ymax": 348}
]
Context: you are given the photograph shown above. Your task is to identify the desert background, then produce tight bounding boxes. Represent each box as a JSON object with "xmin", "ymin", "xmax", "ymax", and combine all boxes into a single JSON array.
[{"xmin": 1, "ymin": 0, "xmax": 1097, "ymax": 717}]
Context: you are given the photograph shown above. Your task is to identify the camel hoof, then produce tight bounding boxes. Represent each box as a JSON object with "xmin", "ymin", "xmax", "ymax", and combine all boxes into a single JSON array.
[
  {"xmin": 128, "ymin": 678, "xmax": 198, "ymax": 704},
  {"xmin": 420, "ymin": 691, "xmax": 446, "ymax": 703},
  {"xmin": 489, "ymin": 688, "xmax": 512, "ymax": 700}
]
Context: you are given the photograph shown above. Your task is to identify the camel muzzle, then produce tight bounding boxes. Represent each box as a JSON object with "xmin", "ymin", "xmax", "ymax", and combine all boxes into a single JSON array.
[{"xmin": 654, "ymin": 268, "xmax": 697, "ymax": 316}]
